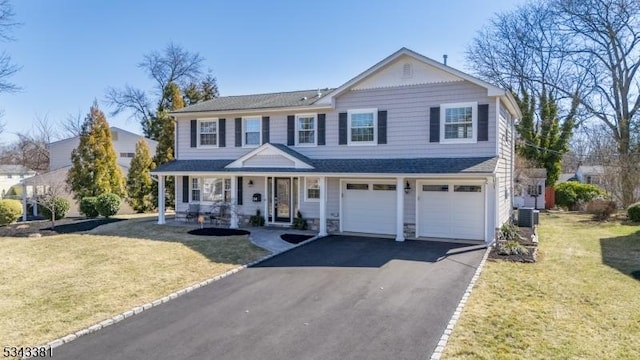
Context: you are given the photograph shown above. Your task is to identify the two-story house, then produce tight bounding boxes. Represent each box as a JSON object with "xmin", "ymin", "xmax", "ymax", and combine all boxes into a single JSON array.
[{"xmin": 153, "ymin": 48, "xmax": 520, "ymax": 244}]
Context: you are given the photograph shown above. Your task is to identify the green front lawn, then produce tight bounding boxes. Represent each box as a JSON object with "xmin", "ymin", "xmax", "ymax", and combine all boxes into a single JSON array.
[
  {"xmin": 0, "ymin": 217, "xmax": 268, "ymax": 349},
  {"xmin": 444, "ymin": 212, "xmax": 640, "ymax": 359}
]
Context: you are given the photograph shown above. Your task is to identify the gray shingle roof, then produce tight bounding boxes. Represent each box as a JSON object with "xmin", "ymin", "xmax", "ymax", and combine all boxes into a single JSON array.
[
  {"xmin": 153, "ymin": 156, "xmax": 498, "ymax": 174},
  {"xmin": 172, "ymin": 89, "xmax": 332, "ymax": 114},
  {"xmin": 0, "ymin": 164, "xmax": 36, "ymax": 175}
]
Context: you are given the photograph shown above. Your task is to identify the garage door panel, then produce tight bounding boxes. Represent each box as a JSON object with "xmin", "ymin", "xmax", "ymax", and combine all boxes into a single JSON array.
[
  {"xmin": 418, "ymin": 182, "xmax": 484, "ymax": 241},
  {"xmin": 342, "ymin": 182, "xmax": 396, "ymax": 235}
]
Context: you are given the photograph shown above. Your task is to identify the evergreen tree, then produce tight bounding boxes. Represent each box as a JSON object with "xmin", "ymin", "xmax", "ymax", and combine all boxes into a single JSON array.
[
  {"xmin": 152, "ymin": 82, "xmax": 184, "ymax": 208},
  {"xmin": 127, "ymin": 138, "xmax": 155, "ymax": 212},
  {"xmin": 67, "ymin": 102, "xmax": 126, "ymax": 201},
  {"xmin": 515, "ymin": 90, "xmax": 578, "ymax": 186}
]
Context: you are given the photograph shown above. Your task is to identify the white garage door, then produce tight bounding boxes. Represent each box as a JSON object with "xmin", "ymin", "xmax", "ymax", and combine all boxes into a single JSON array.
[
  {"xmin": 417, "ymin": 182, "xmax": 485, "ymax": 240},
  {"xmin": 342, "ymin": 181, "xmax": 397, "ymax": 235}
]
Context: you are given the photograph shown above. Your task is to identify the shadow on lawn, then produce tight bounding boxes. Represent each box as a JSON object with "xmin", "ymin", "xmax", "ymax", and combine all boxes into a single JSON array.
[{"xmin": 600, "ymin": 229, "xmax": 640, "ymax": 281}]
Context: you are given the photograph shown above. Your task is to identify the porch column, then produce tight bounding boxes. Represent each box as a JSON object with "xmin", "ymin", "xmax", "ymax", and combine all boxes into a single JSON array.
[
  {"xmin": 396, "ymin": 177, "xmax": 405, "ymax": 242},
  {"xmin": 157, "ymin": 175, "xmax": 166, "ymax": 224},
  {"xmin": 318, "ymin": 176, "xmax": 327, "ymax": 237},
  {"xmin": 230, "ymin": 176, "xmax": 238, "ymax": 229},
  {"xmin": 33, "ymin": 202, "xmax": 38, "ymax": 216},
  {"xmin": 21, "ymin": 182, "xmax": 27, "ymax": 221}
]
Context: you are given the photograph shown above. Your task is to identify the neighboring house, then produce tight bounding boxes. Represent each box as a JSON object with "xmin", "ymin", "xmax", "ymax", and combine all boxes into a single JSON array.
[
  {"xmin": 0, "ymin": 165, "xmax": 36, "ymax": 198},
  {"xmin": 558, "ymin": 173, "xmax": 576, "ymax": 183},
  {"xmin": 22, "ymin": 127, "xmax": 158, "ymax": 218},
  {"xmin": 152, "ymin": 48, "xmax": 521, "ymax": 244},
  {"xmin": 575, "ymin": 165, "xmax": 605, "ymax": 187},
  {"xmin": 48, "ymin": 126, "xmax": 157, "ymax": 171},
  {"xmin": 514, "ymin": 168, "xmax": 546, "ymax": 210}
]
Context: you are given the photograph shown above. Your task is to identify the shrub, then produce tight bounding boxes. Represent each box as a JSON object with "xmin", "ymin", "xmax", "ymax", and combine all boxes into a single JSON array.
[
  {"xmin": 249, "ymin": 208, "xmax": 265, "ymax": 226},
  {"xmin": 0, "ymin": 199, "xmax": 23, "ymax": 225},
  {"xmin": 79, "ymin": 197, "xmax": 99, "ymax": 218},
  {"xmin": 628, "ymin": 202, "xmax": 640, "ymax": 222},
  {"xmin": 498, "ymin": 222, "xmax": 521, "ymax": 240},
  {"xmin": 497, "ymin": 240, "xmax": 529, "ymax": 256},
  {"xmin": 555, "ymin": 182, "xmax": 605, "ymax": 210},
  {"xmin": 96, "ymin": 193, "xmax": 121, "ymax": 218},
  {"xmin": 40, "ymin": 197, "xmax": 70, "ymax": 220},
  {"xmin": 585, "ymin": 199, "xmax": 617, "ymax": 221},
  {"xmin": 291, "ymin": 210, "xmax": 308, "ymax": 230}
]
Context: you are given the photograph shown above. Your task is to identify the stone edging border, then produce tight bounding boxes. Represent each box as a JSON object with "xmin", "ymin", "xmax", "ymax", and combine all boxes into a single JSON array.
[
  {"xmin": 25, "ymin": 233, "xmax": 322, "ymax": 359},
  {"xmin": 429, "ymin": 246, "xmax": 491, "ymax": 360}
]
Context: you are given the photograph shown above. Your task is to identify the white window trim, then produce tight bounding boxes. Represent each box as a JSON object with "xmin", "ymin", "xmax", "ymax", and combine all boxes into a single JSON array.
[
  {"xmin": 190, "ymin": 176, "xmax": 232, "ymax": 203},
  {"xmin": 440, "ymin": 101, "xmax": 478, "ymax": 144},
  {"xmin": 191, "ymin": 178, "xmax": 201, "ymax": 202},
  {"xmin": 295, "ymin": 113, "xmax": 317, "ymax": 147},
  {"xmin": 347, "ymin": 108, "xmax": 377, "ymax": 146},
  {"xmin": 242, "ymin": 116, "xmax": 262, "ymax": 148},
  {"xmin": 304, "ymin": 176, "xmax": 320, "ymax": 202},
  {"xmin": 197, "ymin": 118, "xmax": 219, "ymax": 148}
]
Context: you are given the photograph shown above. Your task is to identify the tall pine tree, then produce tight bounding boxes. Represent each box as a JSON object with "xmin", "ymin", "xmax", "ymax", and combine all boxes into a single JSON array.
[
  {"xmin": 67, "ymin": 102, "xmax": 126, "ymax": 201},
  {"xmin": 515, "ymin": 90, "xmax": 578, "ymax": 186},
  {"xmin": 127, "ymin": 138, "xmax": 155, "ymax": 212}
]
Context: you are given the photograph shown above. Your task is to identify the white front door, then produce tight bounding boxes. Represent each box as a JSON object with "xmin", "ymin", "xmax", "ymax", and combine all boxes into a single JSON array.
[
  {"xmin": 341, "ymin": 180, "xmax": 397, "ymax": 235},
  {"xmin": 417, "ymin": 182, "xmax": 485, "ymax": 240}
]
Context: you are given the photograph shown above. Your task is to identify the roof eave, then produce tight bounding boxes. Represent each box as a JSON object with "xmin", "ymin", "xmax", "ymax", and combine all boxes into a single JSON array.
[{"xmin": 170, "ymin": 104, "xmax": 334, "ymax": 118}]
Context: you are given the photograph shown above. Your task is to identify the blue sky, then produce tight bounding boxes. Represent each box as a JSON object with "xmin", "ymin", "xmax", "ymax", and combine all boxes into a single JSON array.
[{"xmin": 1, "ymin": 0, "xmax": 524, "ymax": 143}]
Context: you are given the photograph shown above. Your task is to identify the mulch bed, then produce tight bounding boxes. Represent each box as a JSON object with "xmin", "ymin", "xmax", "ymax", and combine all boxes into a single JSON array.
[
  {"xmin": 488, "ymin": 225, "xmax": 539, "ymax": 263},
  {"xmin": 0, "ymin": 218, "xmax": 125, "ymax": 237},
  {"xmin": 188, "ymin": 228, "xmax": 250, "ymax": 236},
  {"xmin": 280, "ymin": 234, "xmax": 314, "ymax": 244}
]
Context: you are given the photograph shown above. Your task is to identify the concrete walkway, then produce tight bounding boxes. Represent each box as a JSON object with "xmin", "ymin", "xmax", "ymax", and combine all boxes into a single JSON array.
[{"xmin": 164, "ymin": 219, "xmax": 316, "ymax": 253}]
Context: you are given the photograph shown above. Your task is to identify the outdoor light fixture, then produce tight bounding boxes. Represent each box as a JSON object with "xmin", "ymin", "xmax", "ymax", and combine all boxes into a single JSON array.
[
  {"xmin": 404, "ymin": 181, "xmax": 411, "ymax": 194},
  {"xmin": 248, "ymin": 179, "xmax": 254, "ymax": 187}
]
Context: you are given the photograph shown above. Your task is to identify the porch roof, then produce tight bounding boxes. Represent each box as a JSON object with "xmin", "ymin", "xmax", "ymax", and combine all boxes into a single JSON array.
[{"xmin": 152, "ymin": 156, "xmax": 499, "ymax": 175}]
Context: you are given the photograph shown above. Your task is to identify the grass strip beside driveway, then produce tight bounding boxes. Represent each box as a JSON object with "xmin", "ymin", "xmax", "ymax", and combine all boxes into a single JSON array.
[
  {"xmin": 443, "ymin": 212, "xmax": 640, "ymax": 359},
  {"xmin": 0, "ymin": 218, "xmax": 268, "ymax": 349}
]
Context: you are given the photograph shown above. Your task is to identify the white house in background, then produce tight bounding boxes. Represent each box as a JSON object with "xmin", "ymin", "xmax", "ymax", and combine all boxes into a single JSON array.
[
  {"xmin": 0, "ymin": 165, "xmax": 36, "ymax": 198},
  {"xmin": 48, "ymin": 126, "xmax": 157, "ymax": 171},
  {"xmin": 514, "ymin": 168, "xmax": 546, "ymax": 210},
  {"xmin": 22, "ymin": 127, "xmax": 157, "ymax": 218},
  {"xmin": 576, "ymin": 165, "xmax": 605, "ymax": 186},
  {"xmin": 152, "ymin": 48, "xmax": 521, "ymax": 245}
]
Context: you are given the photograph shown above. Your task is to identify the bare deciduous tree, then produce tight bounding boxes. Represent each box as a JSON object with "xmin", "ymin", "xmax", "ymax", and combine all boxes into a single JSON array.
[
  {"xmin": 467, "ymin": 0, "xmax": 640, "ymax": 205},
  {"xmin": 0, "ymin": 0, "xmax": 19, "ymax": 94}
]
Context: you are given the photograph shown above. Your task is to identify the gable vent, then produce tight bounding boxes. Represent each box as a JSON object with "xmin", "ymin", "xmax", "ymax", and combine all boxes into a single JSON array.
[{"xmin": 402, "ymin": 62, "xmax": 413, "ymax": 78}]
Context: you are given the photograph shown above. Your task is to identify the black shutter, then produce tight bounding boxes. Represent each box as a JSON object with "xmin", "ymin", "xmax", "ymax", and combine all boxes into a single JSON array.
[
  {"xmin": 377, "ymin": 110, "xmax": 387, "ymax": 144},
  {"xmin": 237, "ymin": 177, "xmax": 243, "ymax": 205},
  {"xmin": 429, "ymin": 107, "xmax": 440, "ymax": 143},
  {"xmin": 182, "ymin": 176, "xmax": 189, "ymax": 203},
  {"xmin": 478, "ymin": 104, "xmax": 489, "ymax": 141},
  {"xmin": 190, "ymin": 120, "xmax": 197, "ymax": 147},
  {"xmin": 262, "ymin": 116, "xmax": 270, "ymax": 144},
  {"xmin": 235, "ymin": 118, "xmax": 242, "ymax": 147},
  {"xmin": 318, "ymin": 113, "xmax": 326, "ymax": 145},
  {"xmin": 287, "ymin": 115, "xmax": 295, "ymax": 145},
  {"xmin": 338, "ymin": 112, "xmax": 348, "ymax": 145},
  {"xmin": 218, "ymin": 119, "xmax": 226, "ymax": 147}
]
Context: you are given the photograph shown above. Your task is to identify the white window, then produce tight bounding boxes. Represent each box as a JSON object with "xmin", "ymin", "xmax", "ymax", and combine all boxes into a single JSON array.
[
  {"xmin": 202, "ymin": 178, "xmax": 231, "ymax": 202},
  {"xmin": 296, "ymin": 114, "xmax": 316, "ymax": 146},
  {"xmin": 348, "ymin": 109, "xmax": 377, "ymax": 145},
  {"xmin": 440, "ymin": 102, "xmax": 477, "ymax": 143},
  {"xmin": 243, "ymin": 117, "xmax": 261, "ymax": 147},
  {"xmin": 305, "ymin": 177, "xmax": 320, "ymax": 201},
  {"xmin": 191, "ymin": 178, "xmax": 200, "ymax": 201},
  {"xmin": 198, "ymin": 119, "xmax": 218, "ymax": 147}
]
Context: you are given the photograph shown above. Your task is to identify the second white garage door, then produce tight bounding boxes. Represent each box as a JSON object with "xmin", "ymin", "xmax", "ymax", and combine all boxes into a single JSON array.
[
  {"xmin": 342, "ymin": 180, "xmax": 397, "ymax": 235},
  {"xmin": 417, "ymin": 182, "xmax": 485, "ymax": 241}
]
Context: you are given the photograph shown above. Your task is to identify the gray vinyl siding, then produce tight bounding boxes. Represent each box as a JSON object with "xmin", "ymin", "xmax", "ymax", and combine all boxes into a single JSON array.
[
  {"xmin": 496, "ymin": 101, "xmax": 514, "ymax": 226},
  {"xmin": 243, "ymin": 154, "xmax": 295, "ymax": 167},
  {"xmin": 175, "ymin": 82, "xmax": 498, "ymax": 160}
]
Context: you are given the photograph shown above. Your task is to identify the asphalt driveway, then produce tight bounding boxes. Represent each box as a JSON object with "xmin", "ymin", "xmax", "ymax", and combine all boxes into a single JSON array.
[{"xmin": 51, "ymin": 236, "xmax": 486, "ymax": 360}]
